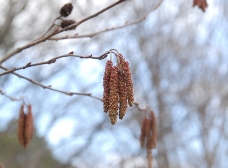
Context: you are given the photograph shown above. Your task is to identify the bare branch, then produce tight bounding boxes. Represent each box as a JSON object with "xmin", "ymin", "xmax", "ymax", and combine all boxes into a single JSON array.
[
  {"xmin": 49, "ymin": 0, "xmax": 163, "ymax": 40},
  {"xmin": 0, "ymin": 89, "xmax": 21, "ymax": 101},
  {"xmin": 0, "ymin": 52, "xmax": 109, "ymax": 76},
  {"xmin": 41, "ymin": 16, "xmax": 62, "ymax": 38},
  {"xmin": 0, "ymin": 65, "xmax": 102, "ymax": 101},
  {"xmin": 0, "ymin": 0, "xmax": 127, "ymax": 64}
]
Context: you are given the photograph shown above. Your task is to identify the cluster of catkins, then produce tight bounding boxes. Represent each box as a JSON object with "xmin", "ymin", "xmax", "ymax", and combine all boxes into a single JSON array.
[
  {"xmin": 59, "ymin": 3, "xmax": 76, "ymax": 30},
  {"xmin": 103, "ymin": 54, "xmax": 134, "ymax": 124}
]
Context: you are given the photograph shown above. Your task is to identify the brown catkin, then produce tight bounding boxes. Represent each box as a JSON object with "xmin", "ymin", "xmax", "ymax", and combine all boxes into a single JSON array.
[
  {"xmin": 147, "ymin": 149, "xmax": 153, "ymax": 168},
  {"xmin": 103, "ymin": 60, "xmax": 113, "ymax": 112},
  {"xmin": 0, "ymin": 163, "xmax": 5, "ymax": 168},
  {"xmin": 108, "ymin": 66, "xmax": 119, "ymax": 124},
  {"xmin": 150, "ymin": 111, "xmax": 157, "ymax": 149},
  {"xmin": 118, "ymin": 54, "xmax": 126, "ymax": 71},
  {"xmin": 139, "ymin": 117, "xmax": 147, "ymax": 147},
  {"xmin": 123, "ymin": 61, "xmax": 134, "ymax": 106},
  {"xmin": 60, "ymin": 3, "xmax": 73, "ymax": 17},
  {"xmin": 25, "ymin": 104, "xmax": 33, "ymax": 142},
  {"xmin": 17, "ymin": 104, "xmax": 34, "ymax": 148},
  {"xmin": 193, "ymin": 0, "xmax": 208, "ymax": 12},
  {"xmin": 18, "ymin": 104, "xmax": 26, "ymax": 147},
  {"xmin": 118, "ymin": 71, "xmax": 128, "ymax": 119},
  {"xmin": 139, "ymin": 111, "xmax": 156, "ymax": 168}
]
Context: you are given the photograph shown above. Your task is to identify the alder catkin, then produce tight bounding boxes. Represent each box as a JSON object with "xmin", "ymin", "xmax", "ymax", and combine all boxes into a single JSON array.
[
  {"xmin": 150, "ymin": 111, "xmax": 157, "ymax": 148},
  {"xmin": 108, "ymin": 66, "xmax": 119, "ymax": 124},
  {"xmin": 17, "ymin": 104, "xmax": 34, "ymax": 148},
  {"xmin": 118, "ymin": 71, "xmax": 128, "ymax": 119},
  {"xmin": 123, "ymin": 61, "xmax": 134, "ymax": 106},
  {"xmin": 25, "ymin": 104, "xmax": 33, "ymax": 142},
  {"xmin": 103, "ymin": 60, "xmax": 113, "ymax": 112},
  {"xmin": 140, "ymin": 117, "xmax": 147, "ymax": 147},
  {"xmin": 18, "ymin": 104, "xmax": 26, "ymax": 147}
]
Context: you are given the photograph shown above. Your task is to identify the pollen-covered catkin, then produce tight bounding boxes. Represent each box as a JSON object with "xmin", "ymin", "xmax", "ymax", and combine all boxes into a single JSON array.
[
  {"xmin": 123, "ymin": 61, "xmax": 134, "ymax": 106},
  {"xmin": 118, "ymin": 71, "xmax": 127, "ymax": 119},
  {"xmin": 103, "ymin": 60, "xmax": 113, "ymax": 112},
  {"xmin": 108, "ymin": 66, "xmax": 119, "ymax": 124}
]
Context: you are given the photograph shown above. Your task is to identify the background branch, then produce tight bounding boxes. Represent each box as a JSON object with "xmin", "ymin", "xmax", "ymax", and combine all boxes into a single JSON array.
[
  {"xmin": 0, "ymin": 65, "xmax": 102, "ymax": 101},
  {"xmin": 0, "ymin": 89, "xmax": 21, "ymax": 101},
  {"xmin": 0, "ymin": 0, "xmax": 126, "ymax": 64},
  {"xmin": 49, "ymin": 0, "xmax": 163, "ymax": 40}
]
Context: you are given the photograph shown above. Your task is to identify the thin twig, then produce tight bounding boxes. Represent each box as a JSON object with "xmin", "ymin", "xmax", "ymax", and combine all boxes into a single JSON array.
[
  {"xmin": 0, "ymin": 65, "xmax": 102, "ymax": 101},
  {"xmin": 0, "ymin": 52, "xmax": 109, "ymax": 76},
  {"xmin": 41, "ymin": 16, "xmax": 61, "ymax": 38},
  {"xmin": 49, "ymin": 0, "xmax": 163, "ymax": 41},
  {"xmin": 57, "ymin": 0, "xmax": 127, "ymax": 34},
  {"xmin": 0, "ymin": 0, "xmax": 126, "ymax": 64},
  {"xmin": 0, "ymin": 89, "xmax": 21, "ymax": 101}
]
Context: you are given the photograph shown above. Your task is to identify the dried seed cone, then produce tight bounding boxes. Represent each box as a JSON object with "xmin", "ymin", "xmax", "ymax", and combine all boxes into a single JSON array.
[
  {"xmin": 61, "ymin": 20, "xmax": 76, "ymax": 30},
  {"xmin": 103, "ymin": 60, "xmax": 113, "ymax": 112},
  {"xmin": 118, "ymin": 71, "xmax": 127, "ymax": 119},
  {"xmin": 123, "ymin": 61, "xmax": 134, "ymax": 106},
  {"xmin": 60, "ymin": 3, "xmax": 73, "ymax": 17},
  {"xmin": 18, "ymin": 104, "xmax": 26, "ymax": 147},
  {"xmin": 108, "ymin": 66, "xmax": 119, "ymax": 125}
]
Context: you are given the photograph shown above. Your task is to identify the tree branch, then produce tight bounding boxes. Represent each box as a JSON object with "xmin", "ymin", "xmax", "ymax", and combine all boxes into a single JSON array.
[
  {"xmin": 0, "ymin": 0, "xmax": 127, "ymax": 64},
  {"xmin": 0, "ymin": 65, "xmax": 102, "ymax": 101},
  {"xmin": 49, "ymin": 0, "xmax": 163, "ymax": 40},
  {"xmin": 0, "ymin": 52, "xmax": 109, "ymax": 76},
  {"xmin": 0, "ymin": 89, "xmax": 21, "ymax": 101}
]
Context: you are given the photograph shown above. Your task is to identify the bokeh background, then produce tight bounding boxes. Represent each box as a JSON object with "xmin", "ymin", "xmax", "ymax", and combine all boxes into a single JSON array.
[{"xmin": 0, "ymin": 0, "xmax": 227, "ymax": 167}]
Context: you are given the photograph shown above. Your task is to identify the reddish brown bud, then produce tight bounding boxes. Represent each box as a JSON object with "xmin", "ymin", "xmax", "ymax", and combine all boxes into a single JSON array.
[{"xmin": 60, "ymin": 3, "xmax": 73, "ymax": 17}]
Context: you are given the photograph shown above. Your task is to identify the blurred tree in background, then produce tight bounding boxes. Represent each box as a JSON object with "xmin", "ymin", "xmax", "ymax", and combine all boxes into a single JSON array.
[
  {"xmin": 0, "ymin": 0, "xmax": 228, "ymax": 168},
  {"xmin": 0, "ymin": 121, "xmax": 71, "ymax": 168}
]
